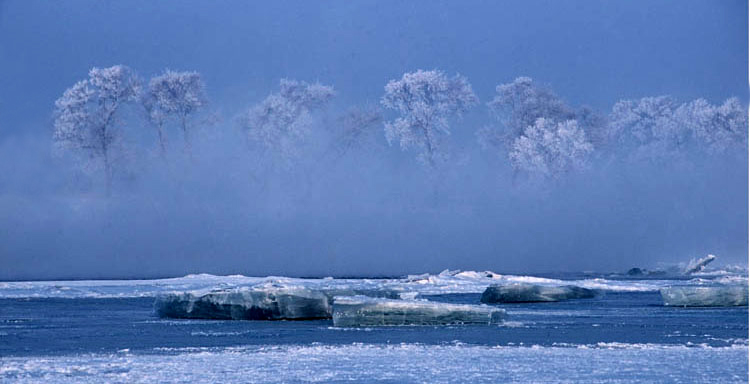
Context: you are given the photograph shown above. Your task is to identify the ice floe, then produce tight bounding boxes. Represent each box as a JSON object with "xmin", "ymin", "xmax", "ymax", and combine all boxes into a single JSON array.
[
  {"xmin": 332, "ymin": 296, "xmax": 505, "ymax": 326},
  {"xmin": 155, "ymin": 286, "xmax": 331, "ymax": 320},
  {"xmin": 683, "ymin": 254, "xmax": 717, "ymax": 275},
  {"xmin": 480, "ymin": 283, "xmax": 598, "ymax": 303},
  {"xmin": 660, "ymin": 285, "xmax": 748, "ymax": 307}
]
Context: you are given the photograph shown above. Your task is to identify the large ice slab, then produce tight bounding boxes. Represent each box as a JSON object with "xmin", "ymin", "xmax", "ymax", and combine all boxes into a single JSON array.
[
  {"xmin": 332, "ymin": 296, "xmax": 505, "ymax": 327},
  {"xmin": 481, "ymin": 283, "xmax": 598, "ymax": 303},
  {"xmin": 660, "ymin": 285, "xmax": 748, "ymax": 307},
  {"xmin": 155, "ymin": 286, "xmax": 331, "ymax": 320}
]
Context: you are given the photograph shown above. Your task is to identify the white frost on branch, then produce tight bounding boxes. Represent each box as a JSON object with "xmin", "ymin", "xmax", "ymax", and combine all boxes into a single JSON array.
[
  {"xmin": 486, "ymin": 77, "xmax": 575, "ymax": 140},
  {"xmin": 144, "ymin": 70, "xmax": 206, "ymax": 155},
  {"xmin": 607, "ymin": 96, "xmax": 682, "ymax": 157},
  {"xmin": 53, "ymin": 65, "xmax": 140, "ymax": 194},
  {"xmin": 53, "ymin": 80, "xmax": 96, "ymax": 153},
  {"xmin": 478, "ymin": 77, "xmax": 597, "ymax": 178},
  {"xmin": 608, "ymin": 96, "xmax": 747, "ymax": 160},
  {"xmin": 241, "ymin": 79, "xmax": 335, "ymax": 164},
  {"xmin": 509, "ymin": 118, "xmax": 593, "ymax": 178},
  {"xmin": 676, "ymin": 97, "xmax": 747, "ymax": 154},
  {"xmin": 381, "ymin": 69, "xmax": 478, "ymax": 167}
]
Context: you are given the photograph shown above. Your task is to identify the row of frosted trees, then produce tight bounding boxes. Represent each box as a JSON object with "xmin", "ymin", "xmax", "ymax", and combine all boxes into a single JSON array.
[
  {"xmin": 53, "ymin": 66, "xmax": 206, "ymax": 194},
  {"xmin": 53, "ymin": 65, "xmax": 747, "ymax": 194}
]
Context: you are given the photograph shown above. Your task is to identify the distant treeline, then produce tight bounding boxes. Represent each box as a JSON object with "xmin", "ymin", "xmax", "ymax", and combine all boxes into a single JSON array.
[{"xmin": 53, "ymin": 65, "xmax": 747, "ymax": 194}]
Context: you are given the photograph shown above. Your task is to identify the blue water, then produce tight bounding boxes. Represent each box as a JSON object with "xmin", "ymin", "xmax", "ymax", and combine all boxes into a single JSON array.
[{"xmin": 1, "ymin": 292, "xmax": 746, "ymax": 357}]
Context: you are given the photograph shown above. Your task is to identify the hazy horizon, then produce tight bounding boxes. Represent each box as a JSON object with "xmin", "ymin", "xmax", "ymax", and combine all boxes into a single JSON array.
[{"xmin": 0, "ymin": 0, "xmax": 747, "ymax": 280}]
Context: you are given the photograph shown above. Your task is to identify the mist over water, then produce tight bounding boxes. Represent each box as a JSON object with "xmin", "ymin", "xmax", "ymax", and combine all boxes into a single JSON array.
[{"xmin": 0, "ymin": 0, "xmax": 747, "ymax": 280}]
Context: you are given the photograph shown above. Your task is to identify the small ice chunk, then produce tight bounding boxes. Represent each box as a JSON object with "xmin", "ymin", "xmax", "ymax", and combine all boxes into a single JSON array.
[
  {"xmin": 626, "ymin": 268, "xmax": 645, "ymax": 276},
  {"xmin": 405, "ymin": 273, "xmax": 431, "ymax": 282},
  {"xmin": 480, "ymin": 283, "xmax": 597, "ymax": 303},
  {"xmin": 683, "ymin": 254, "xmax": 717, "ymax": 275},
  {"xmin": 155, "ymin": 287, "xmax": 331, "ymax": 320},
  {"xmin": 660, "ymin": 285, "xmax": 748, "ymax": 307},
  {"xmin": 332, "ymin": 296, "xmax": 505, "ymax": 327}
]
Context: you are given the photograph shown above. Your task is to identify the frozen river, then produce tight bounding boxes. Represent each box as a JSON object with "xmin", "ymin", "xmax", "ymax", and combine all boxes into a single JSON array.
[{"xmin": 1, "ymin": 271, "xmax": 747, "ymax": 383}]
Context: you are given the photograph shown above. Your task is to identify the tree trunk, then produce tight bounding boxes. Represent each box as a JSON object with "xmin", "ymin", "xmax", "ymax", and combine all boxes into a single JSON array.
[
  {"xmin": 181, "ymin": 115, "xmax": 192, "ymax": 159},
  {"xmin": 100, "ymin": 103, "xmax": 117, "ymax": 197},
  {"xmin": 422, "ymin": 125, "xmax": 436, "ymax": 168},
  {"xmin": 157, "ymin": 122, "xmax": 167, "ymax": 159},
  {"xmin": 103, "ymin": 146, "xmax": 112, "ymax": 197}
]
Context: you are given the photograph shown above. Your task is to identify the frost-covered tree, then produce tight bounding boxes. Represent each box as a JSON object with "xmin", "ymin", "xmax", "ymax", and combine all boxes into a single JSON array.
[
  {"xmin": 381, "ymin": 69, "xmax": 478, "ymax": 167},
  {"xmin": 576, "ymin": 105, "xmax": 608, "ymax": 148},
  {"xmin": 53, "ymin": 65, "xmax": 140, "ymax": 195},
  {"xmin": 675, "ymin": 97, "xmax": 747, "ymax": 154},
  {"xmin": 477, "ymin": 77, "xmax": 576, "ymax": 148},
  {"xmin": 141, "ymin": 92, "xmax": 168, "ymax": 157},
  {"xmin": 607, "ymin": 96, "xmax": 681, "ymax": 158},
  {"xmin": 329, "ymin": 104, "xmax": 383, "ymax": 160},
  {"xmin": 509, "ymin": 118, "xmax": 593, "ymax": 178},
  {"xmin": 607, "ymin": 96, "xmax": 747, "ymax": 160},
  {"xmin": 146, "ymin": 70, "xmax": 206, "ymax": 155},
  {"xmin": 241, "ymin": 79, "xmax": 335, "ymax": 165},
  {"xmin": 478, "ymin": 77, "xmax": 598, "ymax": 178}
]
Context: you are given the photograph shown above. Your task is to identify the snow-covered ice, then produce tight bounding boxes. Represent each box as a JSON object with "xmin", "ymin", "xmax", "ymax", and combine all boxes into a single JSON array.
[
  {"xmin": 660, "ymin": 285, "xmax": 748, "ymax": 307},
  {"xmin": 1, "ymin": 343, "xmax": 746, "ymax": 384},
  {"xmin": 154, "ymin": 286, "xmax": 331, "ymax": 320},
  {"xmin": 332, "ymin": 295, "xmax": 505, "ymax": 326},
  {"xmin": 481, "ymin": 283, "xmax": 598, "ymax": 303}
]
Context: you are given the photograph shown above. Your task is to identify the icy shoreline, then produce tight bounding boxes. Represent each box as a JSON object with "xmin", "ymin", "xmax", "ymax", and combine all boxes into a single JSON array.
[{"xmin": 1, "ymin": 268, "xmax": 746, "ymax": 300}]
